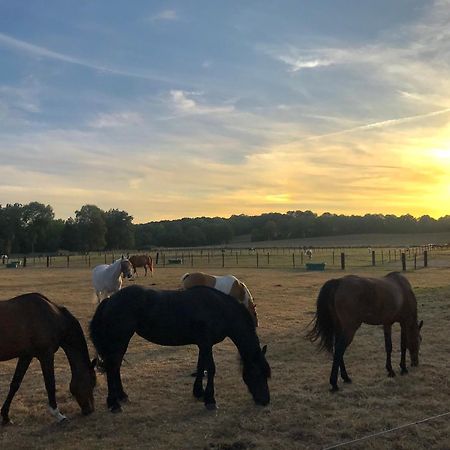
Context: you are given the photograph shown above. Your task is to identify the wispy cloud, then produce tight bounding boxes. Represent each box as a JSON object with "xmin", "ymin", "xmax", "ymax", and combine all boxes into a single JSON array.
[
  {"xmin": 0, "ymin": 32, "xmax": 176, "ymax": 84},
  {"xmin": 148, "ymin": 9, "xmax": 179, "ymax": 22},
  {"xmin": 89, "ymin": 111, "xmax": 144, "ymax": 129}
]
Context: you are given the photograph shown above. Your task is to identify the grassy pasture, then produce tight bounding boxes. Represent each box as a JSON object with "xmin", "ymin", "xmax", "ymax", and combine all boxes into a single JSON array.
[{"xmin": 0, "ymin": 262, "xmax": 449, "ymax": 449}]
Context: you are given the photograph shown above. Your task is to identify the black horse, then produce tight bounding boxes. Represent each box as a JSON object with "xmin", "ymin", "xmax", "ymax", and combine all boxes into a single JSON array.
[{"xmin": 90, "ymin": 285, "xmax": 271, "ymax": 413}]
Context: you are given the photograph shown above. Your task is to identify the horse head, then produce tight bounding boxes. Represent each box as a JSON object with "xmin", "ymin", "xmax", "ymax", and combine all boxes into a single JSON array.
[
  {"xmin": 70, "ymin": 359, "xmax": 97, "ymax": 415},
  {"xmin": 408, "ymin": 320, "xmax": 423, "ymax": 367},
  {"xmin": 120, "ymin": 259, "xmax": 134, "ymax": 280},
  {"xmin": 241, "ymin": 345, "xmax": 271, "ymax": 406}
]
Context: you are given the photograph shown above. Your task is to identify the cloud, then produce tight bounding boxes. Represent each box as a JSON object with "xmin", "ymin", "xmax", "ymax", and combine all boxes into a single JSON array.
[
  {"xmin": 168, "ymin": 90, "xmax": 235, "ymax": 116},
  {"xmin": 0, "ymin": 32, "xmax": 175, "ymax": 84},
  {"xmin": 148, "ymin": 9, "xmax": 179, "ymax": 22},
  {"xmin": 89, "ymin": 111, "xmax": 144, "ymax": 128},
  {"xmin": 277, "ymin": 55, "xmax": 334, "ymax": 72}
]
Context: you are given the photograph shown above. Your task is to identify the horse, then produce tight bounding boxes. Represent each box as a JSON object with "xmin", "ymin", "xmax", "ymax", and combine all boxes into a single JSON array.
[
  {"xmin": 92, "ymin": 257, "xmax": 134, "ymax": 303},
  {"xmin": 90, "ymin": 285, "xmax": 271, "ymax": 413},
  {"xmin": 306, "ymin": 272, "xmax": 423, "ymax": 392},
  {"xmin": 0, "ymin": 293, "xmax": 96, "ymax": 424},
  {"xmin": 129, "ymin": 254, "xmax": 154, "ymax": 277},
  {"xmin": 181, "ymin": 272, "xmax": 258, "ymax": 326}
]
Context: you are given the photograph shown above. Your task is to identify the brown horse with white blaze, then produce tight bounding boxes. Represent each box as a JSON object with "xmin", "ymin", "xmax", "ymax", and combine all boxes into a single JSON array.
[
  {"xmin": 129, "ymin": 254, "xmax": 154, "ymax": 277},
  {"xmin": 306, "ymin": 272, "xmax": 423, "ymax": 391},
  {"xmin": 0, "ymin": 293, "xmax": 96, "ymax": 424}
]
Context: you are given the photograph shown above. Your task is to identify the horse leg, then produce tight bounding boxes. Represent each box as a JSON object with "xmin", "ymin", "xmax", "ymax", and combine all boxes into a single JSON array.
[
  {"xmin": 339, "ymin": 358, "xmax": 352, "ymax": 384},
  {"xmin": 330, "ymin": 334, "xmax": 347, "ymax": 391},
  {"xmin": 39, "ymin": 353, "xmax": 67, "ymax": 422},
  {"xmin": 105, "ymin": 347, "xmax": 129, "ymax": 413},
  {"xmin": 384, "ymin": 325, "xmax": 395, "ymax": 377},
  {"xmin": 1, "ymin": 355, "xmax": 33, "ymax": 425},
  {"xmin": 144, "ymin": 265, "xmax": 147, "ymax": 276},
  {"xmin": 193, "ymin": 350, "xmax": 205, "ymax": 399},
  {"xmin": 202, "ymin": 347, "xmax": 217, "ymax": 410},
  {"xmin": 400, "ymin": 326, "xmax": 408, "ymax": 375}
]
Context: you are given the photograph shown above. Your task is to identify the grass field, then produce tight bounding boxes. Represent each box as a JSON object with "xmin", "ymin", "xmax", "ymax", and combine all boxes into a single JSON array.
[{"xmin": 0, "ymin": 263, "xmax": 449, "ymax": 449}]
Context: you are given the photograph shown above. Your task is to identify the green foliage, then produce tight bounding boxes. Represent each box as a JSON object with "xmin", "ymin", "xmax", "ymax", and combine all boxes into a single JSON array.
[{"xmin": 0, "ymin": 202, "xmax": 449, "ymax": 254}]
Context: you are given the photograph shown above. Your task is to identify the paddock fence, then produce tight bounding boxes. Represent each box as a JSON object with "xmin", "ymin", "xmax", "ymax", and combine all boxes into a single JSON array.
[{"xmin": 2, "ymin": 245, "xmax": 449, "ymax": 272}]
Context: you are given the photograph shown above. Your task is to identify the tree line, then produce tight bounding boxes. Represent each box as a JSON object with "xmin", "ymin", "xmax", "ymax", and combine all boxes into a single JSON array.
[{"xmin": 1, "ymin": 202, "xmax": 449, "ymax": 254}]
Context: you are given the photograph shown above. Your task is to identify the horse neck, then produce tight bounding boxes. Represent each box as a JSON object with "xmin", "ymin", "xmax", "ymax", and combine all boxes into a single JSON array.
[
  {"xmin": 227, "ymin": 316, "xmax": 260, "ymax": 362},
  {"xmin": 60, "ymin": 317, "xmax": 91, "ymax": 378}
]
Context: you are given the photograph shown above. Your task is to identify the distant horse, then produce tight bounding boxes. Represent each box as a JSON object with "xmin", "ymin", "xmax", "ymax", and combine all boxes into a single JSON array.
[
  {"xmin": 92, "ymin": 257, "xmax": 134, "ymax": 303},
  {"xmin": 129, "ymin": 254, "xmax": 154, "ymax": 277},
  {"xmin": 0, "ymin": 293, "xmax": 96, "ymax": 424},
  {"xmin": 90, "ymin": 285, "xmax": 271, "ymax": 413},
  {"xmin": 181, "ymin": 272, "xmax": 258, "ymax": 326},
  {"xmin": 305, "ymin": 249, "xmax": 312, "ymax": 259},
  {"xmin": 306, "ymin": 272, "xmax": 423, "ymax": 391}
]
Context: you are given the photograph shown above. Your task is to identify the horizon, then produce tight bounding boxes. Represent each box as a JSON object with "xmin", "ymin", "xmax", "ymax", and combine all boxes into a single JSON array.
[{"xmin": 1, "ymin": 1, "xmax": 449, "ymax": 222}]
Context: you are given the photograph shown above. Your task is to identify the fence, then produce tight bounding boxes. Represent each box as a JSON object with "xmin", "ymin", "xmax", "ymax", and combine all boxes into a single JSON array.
[{"xmin": 2, "ymin": 245, "xmax": 449, "ymax": 271}]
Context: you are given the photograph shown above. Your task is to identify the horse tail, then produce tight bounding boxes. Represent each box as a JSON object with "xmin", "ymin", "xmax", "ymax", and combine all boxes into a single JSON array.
[
  {"xmin": 306, "ymin": 278, "xmax": 341, "ymax": 353},
  {"xmin": 89, "ymin": 299, "xmax": 110, "ymax": 358}
]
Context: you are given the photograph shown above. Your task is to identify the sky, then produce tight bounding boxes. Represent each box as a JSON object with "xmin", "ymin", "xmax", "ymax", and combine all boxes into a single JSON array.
[{"xmin": 0, "ymin": 0, "xmax": 449, "ymax": 223}]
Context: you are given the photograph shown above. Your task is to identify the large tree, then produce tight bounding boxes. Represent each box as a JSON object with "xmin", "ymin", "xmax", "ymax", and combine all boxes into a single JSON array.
[
  {"xmin": 104, "ymin": 209, "xmax": 135, "ymax": 250},
  {"xmin": 75, "ymin": 205, "xmax": 107, "ymax": 251}
]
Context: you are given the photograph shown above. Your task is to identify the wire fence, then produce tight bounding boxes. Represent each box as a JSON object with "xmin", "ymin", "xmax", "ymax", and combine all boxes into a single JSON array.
[{"xmin": 2, "ymin": 245, "xmax": 449, "ymax": 271}]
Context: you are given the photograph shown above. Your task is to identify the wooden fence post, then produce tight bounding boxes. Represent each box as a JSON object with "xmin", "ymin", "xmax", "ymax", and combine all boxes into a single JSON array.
[
  {"xmin": 401, "ymin": 253, "xmax": 406, "ymax": 271},
  {"xmin": 46, "ymin": 255, "xmax": 50, "ymax": 267},
  {"xmin": 67, "ymin": 255, "xmax": 70, "ymax": 268},
  {"xmin": 340, "ymin": 252, "xmax": 345, "ymax": 270},
  {"xmin": 371, "ymin": 250, "xmax": 376, "ymax": 266},
  {"xmin": 256, "ymin": 253, "xmax": 259, "ymax": 268},
  {"xmin": 424, "ymin": 250, "xmax": 428, "ymax": 267},
  {"xmin": 292, "ymin": 253, "xmax": 295, "ymax": 268}
]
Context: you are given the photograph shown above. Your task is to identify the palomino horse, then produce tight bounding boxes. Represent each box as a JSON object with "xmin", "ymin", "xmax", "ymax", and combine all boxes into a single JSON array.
[
  {"xmin": 181, "ymin": 272, "xmax": 258, "ymax": 326},
  {"xmin": 306, "ymin": 272, "xmax": 423, "ymax": 391},
  {"xmin": 90, "ymin": 285, "xmax": 271, "ymax": 413},
  {"xmin": 0, "ymin": 293, "xmax": 96, "ymax": 424},
  {"xmin": 129, "ymin": 254, "xmax": 154, "ymax": 277},
  {"xmin": 92, "ymin": 257, "xmax": 134, "ymax": 303}
]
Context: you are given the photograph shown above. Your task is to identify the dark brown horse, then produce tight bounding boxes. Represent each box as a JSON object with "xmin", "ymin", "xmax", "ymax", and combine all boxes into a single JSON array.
[
  {"xmin": 0, "ymin": 293, "xmax": 96, "ymax": 424},
  {"xmin": 129, "ymin": 254, "xmax": 154, "ymax": 277},
  {"xmin": 307, "ymin": 272, "xmax": 423, "ymax": 391}
]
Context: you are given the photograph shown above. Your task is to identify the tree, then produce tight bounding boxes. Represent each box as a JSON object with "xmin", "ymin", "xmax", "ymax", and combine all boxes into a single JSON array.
[
  {"xmin": 104, "ymin": 209, "xmax": 135, "ymax": 250},
  {"xmin": 75, "ymin": 205, "xmax": 107, "ymax": 251},
  {"xmin": 22, "ymin": 202, "xmax": 55, "ymax": 253}
]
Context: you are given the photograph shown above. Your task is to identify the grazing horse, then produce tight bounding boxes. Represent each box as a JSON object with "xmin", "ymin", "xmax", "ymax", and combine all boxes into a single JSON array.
[
  {"xmin": 306, "ymin": 272, "xmax": 423, "ymax": 391},
  {"xmin": 0, "ymin": 293, "xmax": 96, "ymax": 424},
  {"xmin": 90, "ymin": 285, "xmax": 271, "ymax": 413},
  {"xmin": 181, "ymin": 272, "xmax": 258, "ymax": 326},
  {"xmin": 129, "ymin": 254, "xmax": 154, "ymax": 277},
  {"xmin": 92, "ymin": 257, "xmax": 134, "ymax": 303}
]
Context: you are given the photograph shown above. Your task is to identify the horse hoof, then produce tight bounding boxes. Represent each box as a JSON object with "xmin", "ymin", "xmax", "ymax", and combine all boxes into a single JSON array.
[
  {"xmin": 118, "ymin": 395, "xmax": 129, "ymax": 404},
  {"xmin": 193, "ymin": 390, "xmax": 204, "ymax": 399},
  {"xmin": 388, "ymin": 371, "xmax": 396, "ymax": 378},
  {"xmin": 205, "ymin": 403, "xmax": 217, "ymax": 411},
  {"xmin": 401, "ymin": 368, "xmax": 408, "ymax": 375},
  {"xmin": 1, "ymin": 418, "xmax": 12, "ymax": 426},
  {"xmin": 343, "ymin": 377, "xmax": 352, "ymax": 384},
  {"xmin": 330, "ymin": 386, "xmax": 339, "ymax": 393},
  {"xmin": 110, "ymin": 406, "xmax": 122, "ymax": 414}
]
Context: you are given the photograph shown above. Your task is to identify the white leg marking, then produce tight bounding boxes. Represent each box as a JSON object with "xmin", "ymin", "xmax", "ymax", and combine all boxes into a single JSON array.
[{"xmin": 48, "ymin": 406, "xmax": 67, "ymax": 422}]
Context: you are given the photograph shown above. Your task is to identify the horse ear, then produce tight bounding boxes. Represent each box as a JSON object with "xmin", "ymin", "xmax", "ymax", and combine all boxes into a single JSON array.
[
  {"xmin": 121, "ymin": 254, "xmax": 125, "ymax": 260},
  {"xmin": 262, "ymin": 345, "xmax": 267, "ymax": 355},
  {"xmin": 419, "ymin": 320, "xmax": 423, "ymax": 330}
]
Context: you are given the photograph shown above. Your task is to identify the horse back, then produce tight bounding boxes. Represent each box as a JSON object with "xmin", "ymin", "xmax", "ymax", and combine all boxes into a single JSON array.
[
  {"xmin": 334, "ymin": 275, "xmax": 406, "ymax": 326},
  {"xmin": 0, "ymin": 293, "xmax": 67, "ymax": 360}
]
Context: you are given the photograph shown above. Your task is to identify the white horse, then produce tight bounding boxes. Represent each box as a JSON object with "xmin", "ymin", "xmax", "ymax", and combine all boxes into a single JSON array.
[
  {"xmin": 92, "ymin": 258, "xmax": 134, "ymax": 304},
  {"xmin": 181, "ymin": 272, "xmax": 258, "ymax": 326}
]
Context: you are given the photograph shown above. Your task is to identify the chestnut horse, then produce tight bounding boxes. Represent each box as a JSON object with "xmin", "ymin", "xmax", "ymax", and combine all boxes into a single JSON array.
[
  {"xmin": 0, "ymin": 293, "xmax": 96, "ymax": 424},
  {"xmin": 129, "ymin": 254, "xmax": 154, "ymax": 277},
  {"xmin": 181, "ymin": 272, "xmax": 258, "ymax": 327},
  {"xmin": 306, "ymin": 272, "xmax": 423, "ymax": 391}
]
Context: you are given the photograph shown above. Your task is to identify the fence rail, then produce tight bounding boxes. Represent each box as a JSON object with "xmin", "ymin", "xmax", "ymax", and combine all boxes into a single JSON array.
[{"xmin": 2, "ymin": 245, "xmax": 449, "ymax": 271}]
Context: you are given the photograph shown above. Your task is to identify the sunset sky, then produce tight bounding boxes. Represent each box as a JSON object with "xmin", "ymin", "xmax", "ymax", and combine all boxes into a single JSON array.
[{"xmin": 1, "ymin": 0, "xmax": 449, "ymax": 223}]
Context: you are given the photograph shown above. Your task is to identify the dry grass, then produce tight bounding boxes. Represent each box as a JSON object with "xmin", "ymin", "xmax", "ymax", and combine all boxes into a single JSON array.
[{"xmin": 0, "ymin": 265, "xmax": 449, "ymax": 449}]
